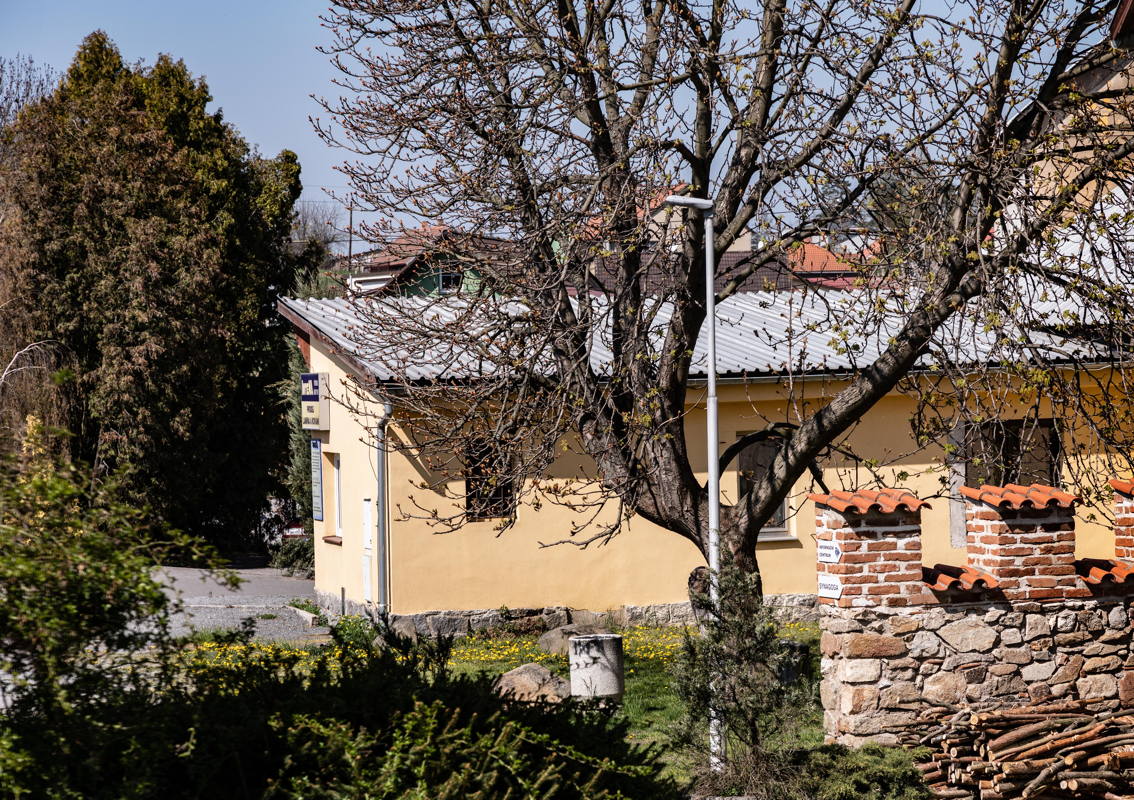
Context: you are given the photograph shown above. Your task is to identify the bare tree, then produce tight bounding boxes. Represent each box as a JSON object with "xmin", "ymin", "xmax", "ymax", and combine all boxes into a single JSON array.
[
  {"xmin": 316, "ymin": 0, "xmax": 1134, "ymax": 590},
  {"xmin": 0, "ymin": 55, "xmax": 57, "ymax": 446}
]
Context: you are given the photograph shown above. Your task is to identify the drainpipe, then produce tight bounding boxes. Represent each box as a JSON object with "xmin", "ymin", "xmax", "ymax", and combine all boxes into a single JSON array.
[{"xmin": 375, "ymin": 402, "xmax": 393, "ymax": 613}]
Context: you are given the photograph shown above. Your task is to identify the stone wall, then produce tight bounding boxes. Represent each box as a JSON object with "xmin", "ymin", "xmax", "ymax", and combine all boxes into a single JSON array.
[
  {"xmin": 316, "ymin": 593, "xmax": 819, "ymax": 636},
  {"xmin": 815, "ymin": 482, "xmax": 1134, "ymax": 746},
  {"xmin": 821, "ymin": 597, "xmax": 1134, "ymax": 746}
]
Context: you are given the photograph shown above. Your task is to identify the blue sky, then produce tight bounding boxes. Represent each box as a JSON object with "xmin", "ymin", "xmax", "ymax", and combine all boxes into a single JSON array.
[{"xmin": 1, "ymin": 0, "xmax": 349, "ymax": 213}]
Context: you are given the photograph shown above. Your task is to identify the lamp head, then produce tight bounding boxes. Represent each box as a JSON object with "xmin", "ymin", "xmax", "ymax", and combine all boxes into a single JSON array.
[{"xmin": 663, "ymin": 194, "xmax": 714, "ymax": 213}]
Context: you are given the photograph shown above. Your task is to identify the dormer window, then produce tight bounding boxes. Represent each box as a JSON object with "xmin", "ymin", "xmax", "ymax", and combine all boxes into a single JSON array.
[{"xmin": 438, "ymin": 270, "xmax": 462, "ymax": 295}]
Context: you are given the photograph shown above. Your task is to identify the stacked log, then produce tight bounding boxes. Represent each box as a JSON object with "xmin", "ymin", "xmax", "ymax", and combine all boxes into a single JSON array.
[{"xmin": 903, "ymin": 699, "xmax": 1134, "ymax": 799}]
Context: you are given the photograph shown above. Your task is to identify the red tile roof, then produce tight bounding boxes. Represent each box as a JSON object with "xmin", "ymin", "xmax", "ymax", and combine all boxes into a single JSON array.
[
  {"xmin": 959, "ymin": 483, "xmax": 1081, "ymax": 510},
  {"xmin": 924, "ymin": 564, "xmax": 1000, "ymax": 592},
  {"xmin": 1110, "ymin": 478, "xmax": 1134, "ymax": 497},
  {"xmin": 808, "ymin": 488, "xmax": 930, "ymax": 515},
  {"xmin": 1075, "ymin": 558, "xmax": 1134, "ymax": 585}
]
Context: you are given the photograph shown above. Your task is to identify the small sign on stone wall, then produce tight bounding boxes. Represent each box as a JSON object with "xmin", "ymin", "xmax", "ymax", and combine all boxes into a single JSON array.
[
  {"xmin": 817, "ymin": 574, "xmax": 842, "ymax": 599},
  {"xmin": 817, "ymin": 541, "xmax": 843, "ymax": 564}
]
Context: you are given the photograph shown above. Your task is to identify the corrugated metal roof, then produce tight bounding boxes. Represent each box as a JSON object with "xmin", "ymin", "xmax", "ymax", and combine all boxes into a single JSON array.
[{"xmin": 279, "ymin": 284, "xmax": 1115, "ymax": 384}]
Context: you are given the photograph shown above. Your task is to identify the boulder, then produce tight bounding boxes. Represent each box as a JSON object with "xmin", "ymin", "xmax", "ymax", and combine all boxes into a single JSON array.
[
  {"xmin": 495, "ymin": 663, "xmax": 569, "ymax": 703},
  {"xmin": 537, "ymin": 624, "xmax": 611, "ymax": 656}
]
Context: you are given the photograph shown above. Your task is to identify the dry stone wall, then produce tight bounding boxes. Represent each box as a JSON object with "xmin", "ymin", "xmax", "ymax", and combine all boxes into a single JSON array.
[{"xmin": 816, "ymin": 483, "xmax": 1134, "ymax": 746}]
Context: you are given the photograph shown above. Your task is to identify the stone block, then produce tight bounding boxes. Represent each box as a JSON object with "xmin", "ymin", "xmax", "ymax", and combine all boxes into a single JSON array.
[
  {"xmin": 1001, "ymin": 611, "xmax": 1025, "ymax": 627},
  {"xmin": 821, "ymin": 632, "xmax": 844, "ymax": 657},
  {"xmin": 942, "ymin": 652, "xmax": 993, "ymax": 670},
  {"xmin": 1001, "ymin": 627, "xmax": 1023, "ymax": 646},
  {"xmin": 568, "ymin": 609, "xmax": 610, "ymax": 627},
  {"xmin": 1120, "ymin": 672, "xmax": 1134, "ymax": 707},
  {"xmin": 1028, "ymin": 682, "xmax": 1053, "ymax": 703},
  {"xmin": 1083, "ymin": 655, "xmax": 1122, "ymax": 674},
  {"xmin": 1078, "ymin": 610, "xmax": 1106, "ymax": 632},
  {"xmin": 923, "ymin": 672, "xmax": 966, "ymax": 704},
  {"xmin": 1054, "ymin": 631, "xmax": 1091, "ymax": 647},
  {"xmin": 996, "ymin": 648, "xmax": 1032, "ymax": 665},
  {"xmin": 469, "ymin": 610, "xmax": 505, "ymax": 631},
  {"xmin": 989, "ymin": 664, "xmax": 1018, "ymax": 677},
  {"xmin": 990, "ymin": 675, "xmax": 1026, "ymax": 697},
  {"xmin": 909, "ymin": 631, "xmax": 944, "ymax": 658},
  {"xmin": 1077, "ymin": 673, "xmax": 1118, "ymax": 700},
  {"xmin": 939, "ymin": 618, "xmax": 998, "ymax": 653},
  {"xmin": 1083, "ymin": 642, "xmax": 1123, "ymax": 657},
  {"xmin": 844, "ymin": 633, "xmax": 907, "ymax": 658},
  {"xmin": 962, "ymin": 664, "xmax": 988, "ymax": 684},
  {"xmin": 428, "ymin": 614, "xmax": 471, "ymax": 637},
  {"xmin": 843, "ymin": 659, "xmax": 882, "ymax": 683},
  {"xmin": 879, "ymin": 681, "xmax": 919, "ymax": 707},
  {"xmin": 1109, "ymin": 605, "xmax": 1129, "ymax": 630},
  {"xmin": 921, "ymin": 608, "xmax": 949, "ymax": 631},
  {"xmin": 823, "ymin": 615, "xmax": 864, "ymax": 634},
  {"xmin": 841, "ymin": 685, "xmax": 879, "ymax": 714},
  {"xmin": 887, "ymin": 616, "xmax": 921, "ymax": 636},
  {"xmin": 1051, "ymin": 655, "xmax": 1085, "ymax": 684},
  {"xmin": 389, "ymin": 615, "xmax": 420, "ymax": 641},
  {"xmin": 1056, "ymin": 611, "xmax": 1078, "ymax": 632},
  {"xmin": 1021, "ymin": 661, "xmax": 1057, "ymax": 682},
  {"xmin": 1024, "ymin": 614, "xmax": 1051, "ymax": 641}
]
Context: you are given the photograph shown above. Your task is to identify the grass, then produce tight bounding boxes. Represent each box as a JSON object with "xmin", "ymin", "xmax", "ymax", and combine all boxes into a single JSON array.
[{"xmin": 449, "ymin": 623, "xmax": 825, "ymax": 781}]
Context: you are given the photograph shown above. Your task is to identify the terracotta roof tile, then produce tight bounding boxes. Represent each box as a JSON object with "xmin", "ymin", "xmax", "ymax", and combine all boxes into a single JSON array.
[
  {"xmin": 1110, "ymin": 478, "xmax": 1134, "ymax": 497},
  {"xmin": 958, "ymin": 483, "xmax": 1081, "ymax": 510},
  {"xmin": 924, "ymin": 564, "xmax": 1000, "ymax": 592},
  {"xmin": 808, "ymin": 487, "xmax": 930, "ymax": 515},
  {"xmin": 1075, "ymin": 558, "xmax": 1134, "ymax": 585}
]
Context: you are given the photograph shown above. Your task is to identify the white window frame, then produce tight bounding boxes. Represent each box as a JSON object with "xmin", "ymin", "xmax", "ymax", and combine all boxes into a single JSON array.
[
  {"xmin": 334, "ymin": 453, "xmax": 344, "ymax": 538},
  {"xmin": 735, "ymin": 432, "xmax": 794, "ymax": 542}
]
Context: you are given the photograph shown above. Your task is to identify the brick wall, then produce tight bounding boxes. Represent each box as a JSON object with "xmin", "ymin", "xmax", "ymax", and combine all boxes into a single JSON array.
[{"xmin": 817, "ymin": 482, "xmax": 1134, "ymax": 745}]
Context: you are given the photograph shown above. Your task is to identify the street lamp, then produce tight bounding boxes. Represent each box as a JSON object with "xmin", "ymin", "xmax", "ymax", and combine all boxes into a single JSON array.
[{"xmin": 663, "ymin": 193, "xmax": 723, "ymax": 769}]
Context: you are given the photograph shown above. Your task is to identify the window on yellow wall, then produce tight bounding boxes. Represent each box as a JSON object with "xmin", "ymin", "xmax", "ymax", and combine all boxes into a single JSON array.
[
  {"xmin": 334, "ymin": 453, "xmax": 344, "ymax": 537},
  {"xmin": 465, "ymin": 439, "xmax": 515, "ymax": 520},
  {"xmin": 965, "ymin": 419, "xmax": 1061, "ymax": 488},
  {"xmin": 736, "ymin": 435, "xmax": 789, "ymax": 535}
]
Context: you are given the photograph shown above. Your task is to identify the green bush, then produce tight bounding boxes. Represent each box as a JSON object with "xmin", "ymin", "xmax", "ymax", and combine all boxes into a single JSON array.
[
  {"xmin": 270, "ymin": 535, "xmax": 314, "ymax": 578},
  {"xmin": 0, "ymin": 456, "xmax": 209, "ymax": 717},
  {"xmin": 1, "ymin": 619, "xmax": 680, "ymax": 799},
  {"xmin": 800, "ymin": 744, "xmax": 929, "ymax": 800}
]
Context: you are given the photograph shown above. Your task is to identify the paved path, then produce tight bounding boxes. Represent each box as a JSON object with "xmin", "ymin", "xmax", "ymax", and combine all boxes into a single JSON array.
[{"xmin": 161, "ymin": 566, "xmax": 330, "ymax": 644}]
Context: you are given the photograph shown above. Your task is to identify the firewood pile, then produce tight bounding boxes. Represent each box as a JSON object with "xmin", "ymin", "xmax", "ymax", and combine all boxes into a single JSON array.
[{"xmin": 905, "ymin": 699, "xmax": 1134, "ymax": 799}]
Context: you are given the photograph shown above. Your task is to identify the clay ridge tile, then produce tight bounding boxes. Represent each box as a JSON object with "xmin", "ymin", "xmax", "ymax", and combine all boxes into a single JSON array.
[
  {"xmin": 1110, "ymin": 478, "xmax": 1134, "ymax": 497},
  {"xmin": 958, "ymin": 483, "xmax": 1081, "ymax": 510},
  {"xmin": 923, "ymin": 564, "xmax": 999, "ymax": 592},
  {"xmin": 1075, "ymin": 558, "xmax": 1134, "ymax": 585},
  {"xmin": 808, "ymin": 487, "xmax": 930, "ymax": 515}
]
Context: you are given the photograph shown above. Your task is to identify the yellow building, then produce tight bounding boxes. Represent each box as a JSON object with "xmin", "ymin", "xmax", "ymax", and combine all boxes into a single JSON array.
[{"xmin": 279, "ymin": 290, "xmax": 1125, "ymax": 623}]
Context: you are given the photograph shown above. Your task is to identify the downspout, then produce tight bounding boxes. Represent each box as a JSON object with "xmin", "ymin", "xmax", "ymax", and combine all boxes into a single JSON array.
[{"xmin": 376, "ymin": 402, "xmax": 393, "ymax": 614}]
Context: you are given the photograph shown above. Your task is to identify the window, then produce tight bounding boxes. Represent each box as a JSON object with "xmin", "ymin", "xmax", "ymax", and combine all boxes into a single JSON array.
[
  {"xmin": 736, "ymin": 435, "xmax": 788, "ymax": 533},
  {"xmin": 465, "ymin": 439, "xmax": 515, "ymax": 520},
  {"xmin": 966, "ymin": 419, "xmax": 1061, "ymax": 488},
  {"xmin": 438, "ymin": 270, "xmax": 462, "ymax": 295},
  {"xmin": 334, "ymin": 453, "xmax": 344, "ymax": 537}
]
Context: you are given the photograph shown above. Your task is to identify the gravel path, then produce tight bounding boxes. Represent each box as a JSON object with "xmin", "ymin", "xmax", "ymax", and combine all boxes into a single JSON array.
[{"xmin": 161, "ymin": 566, "xmax": 331, "ymax": 644}]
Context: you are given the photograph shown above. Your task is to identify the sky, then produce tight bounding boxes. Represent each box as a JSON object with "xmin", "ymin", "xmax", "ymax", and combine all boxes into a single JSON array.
[{"xmin": 0, "ymin": 0, "xmax": 352, "ymax": 218}]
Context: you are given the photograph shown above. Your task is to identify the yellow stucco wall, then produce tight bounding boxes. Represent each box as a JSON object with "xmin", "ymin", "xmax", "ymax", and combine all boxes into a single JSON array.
[{"xmin": 305, "ymin": 339, "xmax": 1124, "ymax": 614}]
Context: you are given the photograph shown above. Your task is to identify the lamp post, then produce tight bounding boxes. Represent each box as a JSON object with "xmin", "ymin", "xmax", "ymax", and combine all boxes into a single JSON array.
[{"xmin": 663, "ymin": 193, "xmax": 723, "ymax": 769}]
